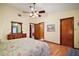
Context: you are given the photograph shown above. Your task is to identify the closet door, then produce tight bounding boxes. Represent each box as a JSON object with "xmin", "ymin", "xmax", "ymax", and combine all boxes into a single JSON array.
[
  {"xmin": 39, "ymin": 22, "xmax": 44, "ymax": 39},
  {"xmin": 60, "ymin": 17, "xmax": 74, "ymax": 47},
  {"xmin": 34, "ymin": 24, "xmax": 40, "ymax": 39}
]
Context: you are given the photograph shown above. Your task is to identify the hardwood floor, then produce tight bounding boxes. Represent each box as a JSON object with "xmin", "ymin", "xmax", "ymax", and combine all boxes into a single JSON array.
[{"xmin": 43, "ymin": 40, "xmax": 70, "ymax": 56}]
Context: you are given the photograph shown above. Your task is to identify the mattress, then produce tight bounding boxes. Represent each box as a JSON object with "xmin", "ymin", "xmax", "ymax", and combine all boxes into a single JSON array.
[{"xmin": 0, "ymin": 38, "xmax": 50, "ymax": 56}]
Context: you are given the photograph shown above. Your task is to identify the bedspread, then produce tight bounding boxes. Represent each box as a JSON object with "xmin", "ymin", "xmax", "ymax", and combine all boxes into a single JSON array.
[{"xmin": 0, "ymin": 38, "xmax": 50, "ymax": 56}]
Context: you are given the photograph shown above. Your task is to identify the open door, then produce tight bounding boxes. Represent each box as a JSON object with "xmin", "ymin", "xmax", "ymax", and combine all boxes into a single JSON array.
[
  {"xmin": 60, "ymin": 17, "xmax": 74, "ymax": 48},
  {"xmin": 34, "ymin": 22, "xmax": 44, "ymax": 40},
  {"xmin": 39, "ymin": 22, "xmax": 44, "ymax": 40},
  {"xmin": 34, "ymin": 23, "xmax": 40, "ymax": 39},
  {"xmin": 30, "ymin": 22, "xmax": 44, "ymax": 40}
]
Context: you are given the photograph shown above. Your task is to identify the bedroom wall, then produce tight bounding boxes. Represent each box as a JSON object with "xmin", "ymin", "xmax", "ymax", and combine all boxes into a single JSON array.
[
  {"xmin": 0, "ymin": 4, "xmax": 79, "ymax": 48},
  {"xmin": 0, "ymin": 5, "xmax": 37, "ymax": 41},
  {"xmin": 35, "ymin": 9, "xmax": 79, "ymax": 48}
]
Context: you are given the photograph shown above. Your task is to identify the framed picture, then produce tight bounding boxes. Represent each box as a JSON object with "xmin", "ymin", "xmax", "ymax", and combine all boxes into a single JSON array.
[{"xmin": 47, "ymin": 24, "xmax": 55, "ymax": 32}]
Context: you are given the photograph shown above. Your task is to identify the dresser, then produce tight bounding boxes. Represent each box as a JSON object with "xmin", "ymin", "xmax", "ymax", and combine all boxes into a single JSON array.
[{"xmin": 7, "ymin": 33, "xmax": 27, "ymax": 40}]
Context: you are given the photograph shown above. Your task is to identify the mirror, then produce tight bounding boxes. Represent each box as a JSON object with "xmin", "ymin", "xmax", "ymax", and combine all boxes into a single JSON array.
[{"xmin": 11, "ymin": 21, "xmax": 22, "ymax": 33}]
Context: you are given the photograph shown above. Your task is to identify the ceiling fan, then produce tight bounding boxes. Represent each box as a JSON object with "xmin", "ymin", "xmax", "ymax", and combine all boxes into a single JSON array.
[{"xmin": 23, "ymin": 3, "xmax": 45, "ymax": 17}]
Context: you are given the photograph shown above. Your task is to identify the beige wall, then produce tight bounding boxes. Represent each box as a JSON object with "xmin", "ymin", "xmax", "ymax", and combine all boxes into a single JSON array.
[
  {"xmin": 0, "ymin": 5, "xmax": 36, "ymax": 41},
  {"xmin": 0, "ymin": 5, "xmax": 79, "ymax": 48},
  {"xmin": 35, "ymin": 9, "xmax": 79, "ymax": 48}
]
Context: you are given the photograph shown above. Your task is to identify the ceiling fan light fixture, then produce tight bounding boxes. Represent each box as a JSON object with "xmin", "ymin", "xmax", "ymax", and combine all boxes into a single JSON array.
[
  {"xmin": 34, "ymin": 12, "xmax": 37, "ymax": 16},
  {"xmin": 29, "ymin": 13, "xmax": 33, "ymax": 17},
  {"xmin": 22, "ymin": 3, "xmax": 45, "ymax": 18},
  {"xmin": 36, "ymin": 14, "xmax": 38, "ymax": 17},
  {"xmin": 31, "ymin": 7, "xmax": 34, "ymax": 11},
  {"xmin": 32, "ymin": 15, "xmax": 35, "ymax": 18},
  {"xmin": 36, "ymin": 11, "xmax": 39, "ymax": 14}
]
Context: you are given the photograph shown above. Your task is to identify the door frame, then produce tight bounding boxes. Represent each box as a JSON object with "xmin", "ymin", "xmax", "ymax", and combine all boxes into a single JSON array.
[
  {"xmin": 60, "ymin": 17, "xmax": 74, "ymax": 48},
  {"xmin": 29, "ymin": 22, "xmax": 44, "ymax": 39},
  {"xmin": 29, "ymin": 23, "xmax": 35, "ymax": 38}
]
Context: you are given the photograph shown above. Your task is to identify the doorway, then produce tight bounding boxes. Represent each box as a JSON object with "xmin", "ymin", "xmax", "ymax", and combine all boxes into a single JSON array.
[
  {"xmin": 30, "ymin": 23, "xmax": 35, "ymax": 39},
  {"xmin": 30, "ymin": 22, "xmax": 44, "ymax": 40},
  {"xmin": 60, "ymin": 17, "xmax": 74, "ymax": 48}
]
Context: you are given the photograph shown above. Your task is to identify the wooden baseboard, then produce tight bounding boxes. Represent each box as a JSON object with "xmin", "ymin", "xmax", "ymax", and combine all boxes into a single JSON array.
[
  {"xmin": 74, "ymin": 47, "xmax": 79, "ymax": 50},
  {"xmin": 42, "ymin": 40, "xmax": 79, "ymax": 50},
  {"xmin": 43, "ymin": 40, "xmax": 60, "ymax": 45}
]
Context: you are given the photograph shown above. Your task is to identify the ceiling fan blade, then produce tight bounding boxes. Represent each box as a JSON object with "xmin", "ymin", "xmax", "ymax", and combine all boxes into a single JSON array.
[
  {"xmin": 39, "ymin": 10, "xmax": 45, "ymax": 13},
  {"xmin": 38, "ymin": 14, "xmax": 41, "ymax": 17}
]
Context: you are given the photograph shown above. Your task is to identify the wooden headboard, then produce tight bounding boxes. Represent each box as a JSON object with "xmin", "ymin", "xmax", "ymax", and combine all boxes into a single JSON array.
[{"xmin": 7, "ymin": 33, "xmax": 27, "ymax": 40}]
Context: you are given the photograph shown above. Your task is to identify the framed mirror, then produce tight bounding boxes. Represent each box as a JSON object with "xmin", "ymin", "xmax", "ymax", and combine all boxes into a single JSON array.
[{"xmin": 11, "ymin": 21, "xmax": 23, "ymax": 33}]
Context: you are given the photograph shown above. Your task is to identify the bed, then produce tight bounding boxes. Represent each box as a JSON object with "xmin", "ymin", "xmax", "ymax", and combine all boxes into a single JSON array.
[{"xmin": 0, "ymin": 38, "xmax": 50, "ymax": 56}]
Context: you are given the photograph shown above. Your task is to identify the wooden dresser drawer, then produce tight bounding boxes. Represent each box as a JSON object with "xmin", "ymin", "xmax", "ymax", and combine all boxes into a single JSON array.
[{"xmin": 7, "ymin": 33, "xmax": 27, "ymax": 40}]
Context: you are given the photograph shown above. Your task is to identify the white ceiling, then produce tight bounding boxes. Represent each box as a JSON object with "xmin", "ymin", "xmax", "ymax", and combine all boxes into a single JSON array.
[{"xmin": 1, "ymin": 3, "xmax": 79, "ymax": 13}]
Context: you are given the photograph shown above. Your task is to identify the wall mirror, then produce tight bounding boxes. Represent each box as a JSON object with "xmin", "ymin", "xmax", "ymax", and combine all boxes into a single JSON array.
[{"xmin": 11, "ymin": 21, "xmax": 22, "ymax": 33}]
